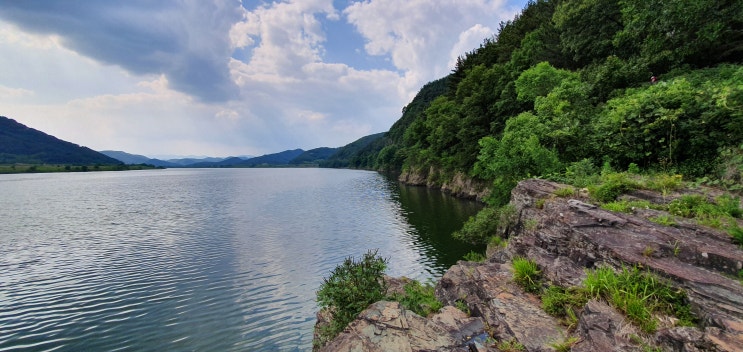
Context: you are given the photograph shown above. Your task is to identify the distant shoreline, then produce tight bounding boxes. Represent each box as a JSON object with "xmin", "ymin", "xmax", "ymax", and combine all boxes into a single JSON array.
[{"xmin": 0, "ymin": 164, "xmax": 163, "ymax": 174}]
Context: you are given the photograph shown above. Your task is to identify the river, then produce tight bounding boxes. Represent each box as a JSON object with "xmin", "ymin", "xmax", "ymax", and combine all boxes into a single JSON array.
[{"xmin": 0, "ymin": 168, "xmax": 482, "ymax": 351}]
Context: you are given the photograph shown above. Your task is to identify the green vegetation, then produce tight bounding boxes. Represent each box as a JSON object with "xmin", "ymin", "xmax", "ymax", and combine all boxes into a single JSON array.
[
  {"xmin": 1, "ymin": 116, "xmax": 123, "ymax": 166},
  {"xmin": 389, "ymin": 280, "xmax": 443, "ymax": 317},
  {"xmin": 496, "ymin": 338, "xmax": 526, "ymax": 352},
  {"xmin": 553, "ymin": 187, "xmax": 575, "ymax": 197},
  {"xmin": 325, "ymin": 0, "xmax": 742, "ymax": 212},
  {"xmin": 549, "ymin": 335, "xmax": 579, "ymax": 352},
  {"xmin": 538, "ymin": 267, "xmax": 696, "ymax": 334},
  {"xmin": 316, "ymin": 250, "xmax": 449, "ymax": 344},
  {"xmin": 541, "ymin": 285, "xmax": 586, "ymax": 329},
  {"xmin": 0, "ymin": 163, "xmax": 159, "ymax": 174},
  {"xmin": 511, "ymin": 257, "xmax": 541, "ymax": 293},
  {"xmin": 453, "ymin": 205, "xmax": 515, "ymax": 245},
  {"xmin": 582, "ymin": 266, "xmax": 695, "ymax": 333},
  {"xmin": 463, "ymin": 251, "xmax": 487, "ymax": 262},
  {"xmin": 316, "ymin": 250, "xmax": 388, "ymax": 342},
  {"xmin": 454, "ymin": 299, "xmax": 470, "ymax": 315}
]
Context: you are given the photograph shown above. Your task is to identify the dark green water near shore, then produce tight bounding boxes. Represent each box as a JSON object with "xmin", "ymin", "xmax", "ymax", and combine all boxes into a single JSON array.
[{"xmin": 0, "ymin": 168, "xmax": 482, "ymax": 351}]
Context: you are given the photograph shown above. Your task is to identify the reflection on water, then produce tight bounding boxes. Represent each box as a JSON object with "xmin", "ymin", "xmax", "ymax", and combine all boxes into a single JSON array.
[{"xmin": 0, "ymin": 169, "xmax": 482, "ymax": 351}]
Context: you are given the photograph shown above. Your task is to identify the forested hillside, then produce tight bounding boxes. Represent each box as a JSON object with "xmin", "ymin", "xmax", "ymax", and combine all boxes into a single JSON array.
[
  {"xmin": 350, "ymin": 0, "xmax": 742, "ymax": 205},
  {"xmin": 0, "ymin": 116, "xmax": 122, "ymax": 165}
]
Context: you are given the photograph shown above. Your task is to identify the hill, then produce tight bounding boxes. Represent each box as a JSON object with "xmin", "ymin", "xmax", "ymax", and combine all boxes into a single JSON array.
[
  {"xmin": 0, "ymin": 116, "xmax": 122, "ymax": 165},
  {"xmin": 333, "ymin": 0, "xmax": 742, "ymax": 205},
  {"xmin": 100, "ymin": 150, "xmax": 178, "ymax": 167},
  {"xmin": 290, "ymin": 147, "xmax": 339, "ymax": 165},
  {"xmin": 319, "ymin": 132, "xmax": 386, "ymax": 168}
]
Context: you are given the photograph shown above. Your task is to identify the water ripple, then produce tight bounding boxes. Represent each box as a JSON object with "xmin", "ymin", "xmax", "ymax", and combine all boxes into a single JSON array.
[{"xmin": 0, "ymin": 169, "xmax": 481, "ymax": 351}]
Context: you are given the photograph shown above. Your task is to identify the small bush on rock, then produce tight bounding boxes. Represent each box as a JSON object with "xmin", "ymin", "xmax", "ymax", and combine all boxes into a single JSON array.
[{"xmin": 316, "ymin": 250, "xmax": 388, "ymax": 342}]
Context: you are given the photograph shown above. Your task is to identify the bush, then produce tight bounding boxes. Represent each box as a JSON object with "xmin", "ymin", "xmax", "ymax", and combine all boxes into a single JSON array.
[
  {"xmin": 316, "ymin": 250, "xmax": 388, "ymax": 341},
  {"xmin": 453, "ymin": 205, "xmax": 516, "ymax": 245},
  {"xmin": 590, "ymin": 172, "xmax": 638, "ymax": 202},
  {"xmin": 391, "ymin": 280, "xmax": 443, "ymax": 317}
]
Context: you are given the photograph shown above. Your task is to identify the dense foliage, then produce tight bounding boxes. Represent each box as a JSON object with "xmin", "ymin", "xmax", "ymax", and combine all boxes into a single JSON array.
[{"xmin": 335, "ymin": 0, "xmax": 743, "ymax": 207}]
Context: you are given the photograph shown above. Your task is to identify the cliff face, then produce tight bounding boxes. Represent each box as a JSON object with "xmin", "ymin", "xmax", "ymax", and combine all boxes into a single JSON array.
[
  {"xmin": 398, "ymin": 167, "xmax": 490, "ymax": 201},
  {"xmin": 316, "ymin": 179, "xmax": 743, "ymax": 351}
]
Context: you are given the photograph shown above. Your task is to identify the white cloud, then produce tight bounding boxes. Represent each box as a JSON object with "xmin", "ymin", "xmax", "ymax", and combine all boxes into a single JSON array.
[
  {"xmin": 344, "ymin": 0, "xmax": 515, "ymax": 98},
  {"xmin": 0, "ymin": 0, "xmax": 525, "ymax": 157},
  {"xmin": 448, "ymin": 24, "xmax": 496, "ymax": 69},
  {"xmin": 0, "ymin": 85, "xmax": 33, "ymax": 99}
]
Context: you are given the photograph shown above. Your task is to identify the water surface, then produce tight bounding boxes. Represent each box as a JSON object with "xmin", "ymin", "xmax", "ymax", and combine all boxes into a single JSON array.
[{"xmin": 0, "ymin": 168, "xmax": 481, "ymax": 351}]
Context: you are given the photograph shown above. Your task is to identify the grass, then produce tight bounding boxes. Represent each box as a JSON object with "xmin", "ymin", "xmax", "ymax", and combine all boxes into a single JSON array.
[
  {"xmin": 554, "ymin": 187, "xmax": 576, "ymax": 197},
  {"xmin": 729, "ymin": 225, "xmax": 743, "ymax": 249},
  {"xmin": 489, "ymin": 235, "xmax": 508, "ymax": 248},
  {"xmin": 463, "ymin": 251, "xmax": 487, "ymax": 262},
  {"xmin": 600, "ymin": 199, "xmax": 655, "ymax": 213},
  {"xmin": 538, "ymin": 266, "xmax": 696, "ymax": 334},
  {"xmin": 496, "ymin": 338, "xmax": 525, "ymax": 352},
  {"xmin": 454, "ymin": 299, "xmax": 470, "ymax": 315},
  {"xmin": 541, "ymin": 285, "xmax": 586, "ymax": 330},
  {"xmin": 512, "ymin": 257, "xmax": 541, "ymax": 293},
  {"xmin": 549, "ymin": 335, "xmax": 579, "ymax": 352},
  {"xmin": 582, "ymin": 266, "xmax": 695, "ymax": 333},
  {"xmin": 648, "ymin": 214, "xmax": 676, "ymax": 226},
  {"xmin": 388, "ymin": 280, "xmax": 443, "ymax": 317}
]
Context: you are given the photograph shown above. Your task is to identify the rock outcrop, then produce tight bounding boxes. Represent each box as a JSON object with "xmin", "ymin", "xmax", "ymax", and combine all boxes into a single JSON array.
[
  {"xmin": 398, "ymin": 167, "xmax": 490, "ymax": 201},
  {"xmin": 316, "ymin": 301, "xmax": 491, "ymax": 352},
  {"xmin": 316, "ymin": 179, "xmax": 743, "ymax": 351}
]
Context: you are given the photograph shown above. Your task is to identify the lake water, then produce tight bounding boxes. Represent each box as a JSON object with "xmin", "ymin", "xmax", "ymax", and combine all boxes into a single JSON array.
[{"xmin": 0, "ymin": 168, "xmax": 482, "ymax": 351}]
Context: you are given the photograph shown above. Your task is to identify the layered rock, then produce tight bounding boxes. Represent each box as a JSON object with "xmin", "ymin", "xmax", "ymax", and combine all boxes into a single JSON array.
[
  {"xmin": 316, "ymin": 179, "xmax": 743, "ymax": 351},
  {"xmin": 316, "ymin": 301, "xmax": 491, "ymax": 352}
]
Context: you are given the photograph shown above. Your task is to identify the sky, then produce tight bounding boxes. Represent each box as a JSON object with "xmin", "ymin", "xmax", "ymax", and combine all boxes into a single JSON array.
[{"xmin": 0, "ymin": 0, "xmax": 526, "ymax": 158}]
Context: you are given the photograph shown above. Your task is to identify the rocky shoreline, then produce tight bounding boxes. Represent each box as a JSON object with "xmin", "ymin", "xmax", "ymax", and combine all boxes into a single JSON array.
[{"xmin": 314, "ymin": 179, "xmax": 743, "ymax": 351}]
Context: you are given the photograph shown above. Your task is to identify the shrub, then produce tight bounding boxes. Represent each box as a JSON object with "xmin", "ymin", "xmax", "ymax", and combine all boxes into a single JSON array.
[
  {"xmin": 316, "ymin": 250, "xmax": 388, "ymax": 341},
  {"xmin": 559, "ymin": 158, "xmax": 600, "ymax": 188},
  {"xmin": 454, "ymin": 205, "xmax": 516, "ymax": 245},
  {"xmin": 512, "ymin": 257, "xmax": 541, "ymax": 293},
  {"xmin": 668, "ymin": 195, "xmax": 707, "ymax": 217},
  {"xmin": 590, "ymin": 172, "xmax": 639, "ymax": 202},
  {"xmin": 392, "ymin": 280, "xmax": 443, "ymax": 317},
  {"xmin": 644, "ymin": 174, "xmax": 684, "ymax": 193}
]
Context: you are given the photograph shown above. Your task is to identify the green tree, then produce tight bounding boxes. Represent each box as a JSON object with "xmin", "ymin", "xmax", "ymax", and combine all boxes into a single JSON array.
[
  {"xmin": 553, "ymin": 0, "xmax": 623, "ymax": 67},
  {"xmin": 475, "ymin": 112, "xmax": 562, "ymax": 205}
]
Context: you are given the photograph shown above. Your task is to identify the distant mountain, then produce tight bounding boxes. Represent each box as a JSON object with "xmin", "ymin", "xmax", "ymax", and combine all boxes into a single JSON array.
[
  {"xmin": 100, "ymin": 150, "xmax": 178, "ymax": 167},
  {"xmin": 166, "ymin": 157, "xmax": 229, "ymax": 166},
  {"xmin": 319, "ymin": 132, "xmax": 386, "ymax": 168},
  {"xmin": 289, "ymin": 147, "xmax": 339, "ymax": 165},
  {"xmin": 0, "ymin": 116, "xmax": 122, "ymax": 165},
  {"xmin": 238, "ymin": 149, "xmax": 305, "ymax": 166}
]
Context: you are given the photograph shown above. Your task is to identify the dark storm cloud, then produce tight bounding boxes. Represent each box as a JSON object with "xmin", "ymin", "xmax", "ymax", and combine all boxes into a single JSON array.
[{"xmin": 0, "ymin": 0, "xmax": 241, "ymax": 102}]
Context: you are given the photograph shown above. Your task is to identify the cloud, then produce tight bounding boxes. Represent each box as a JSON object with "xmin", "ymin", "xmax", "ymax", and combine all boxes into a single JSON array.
[
  {"xmin": 344, "ymin": 0, "xmax": 515, "ymax": 97},
  {"xmin": 0, "ymin": 0, "xmax": 241, "ymax": 102},
  {"xmin": 0, "ymin": 0, "xmax": 525, "ymax": 157}
]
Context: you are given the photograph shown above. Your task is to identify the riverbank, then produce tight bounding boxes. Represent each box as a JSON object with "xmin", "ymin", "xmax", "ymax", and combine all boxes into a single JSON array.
[
  {"xmin": 0, "ymin": 163, "xmax": 163, "ymax": 174},
  {"xmin": 314, "ymin": 178, "xmax": 743, "ymax": 351}
]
